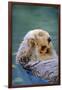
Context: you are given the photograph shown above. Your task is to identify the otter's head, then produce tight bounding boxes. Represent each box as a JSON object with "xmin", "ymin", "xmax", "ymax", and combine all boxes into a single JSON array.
[{"xmin": 28, "ymin": 30, "xmax": 53, "ymax": 60}]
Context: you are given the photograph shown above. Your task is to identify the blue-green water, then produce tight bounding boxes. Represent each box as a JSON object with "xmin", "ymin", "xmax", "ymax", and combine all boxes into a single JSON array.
[{"xmin": 12, "ymin": 4, "xmax": 59, "ymax": 86}]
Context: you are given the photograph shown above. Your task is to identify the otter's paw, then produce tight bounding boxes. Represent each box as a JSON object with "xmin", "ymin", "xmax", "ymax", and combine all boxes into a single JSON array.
[{"xmin": 16, "ymin": 55, "xmax": 30, "ymax": 65}]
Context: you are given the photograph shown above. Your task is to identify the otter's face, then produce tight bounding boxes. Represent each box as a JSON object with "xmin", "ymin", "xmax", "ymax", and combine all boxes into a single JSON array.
[
  {"xmin": 35, "ymin": 31, "xmax": 52, "ymax": 59},
  {"xmin": 36, "ymin": 37, "xmax": 51, "ymax": 54}
]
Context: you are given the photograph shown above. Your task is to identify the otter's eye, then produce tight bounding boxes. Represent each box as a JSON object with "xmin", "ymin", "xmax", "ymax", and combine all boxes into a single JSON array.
[
  {"xmin": 48, "ymin": 37, "xmax": 51, "ymax": 43},
  {"xmin": 41, "ymin": 46, "xmax": 46, "ymax": 50}
]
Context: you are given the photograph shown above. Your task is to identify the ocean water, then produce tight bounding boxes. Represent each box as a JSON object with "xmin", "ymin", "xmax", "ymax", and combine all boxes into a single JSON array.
[{"xmin": 12, "ymin": 4, "xmax": 60, "ymax": 86}]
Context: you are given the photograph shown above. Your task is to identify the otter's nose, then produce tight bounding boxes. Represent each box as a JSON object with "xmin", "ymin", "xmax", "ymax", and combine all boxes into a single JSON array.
[{"xmin": 48, "ymin": 37, "xmax": 51, "ymax": 43}]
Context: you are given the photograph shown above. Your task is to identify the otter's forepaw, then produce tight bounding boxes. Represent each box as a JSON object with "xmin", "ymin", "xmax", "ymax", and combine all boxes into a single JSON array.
[{"xmin": 16, "ymin": 55, "xmax": 30, "ymax": 65}]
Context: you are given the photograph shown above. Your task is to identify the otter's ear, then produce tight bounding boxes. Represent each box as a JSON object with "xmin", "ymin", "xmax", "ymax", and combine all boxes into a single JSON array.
[{"xmin": 28, "ymin": 38, "xmax": 36, "ymax": 47}]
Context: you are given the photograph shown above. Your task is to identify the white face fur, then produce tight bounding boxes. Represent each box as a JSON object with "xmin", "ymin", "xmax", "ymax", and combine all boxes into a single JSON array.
[{"xmin": 27, "ymin": 29, "xmax": 53, "ymax": 60}]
